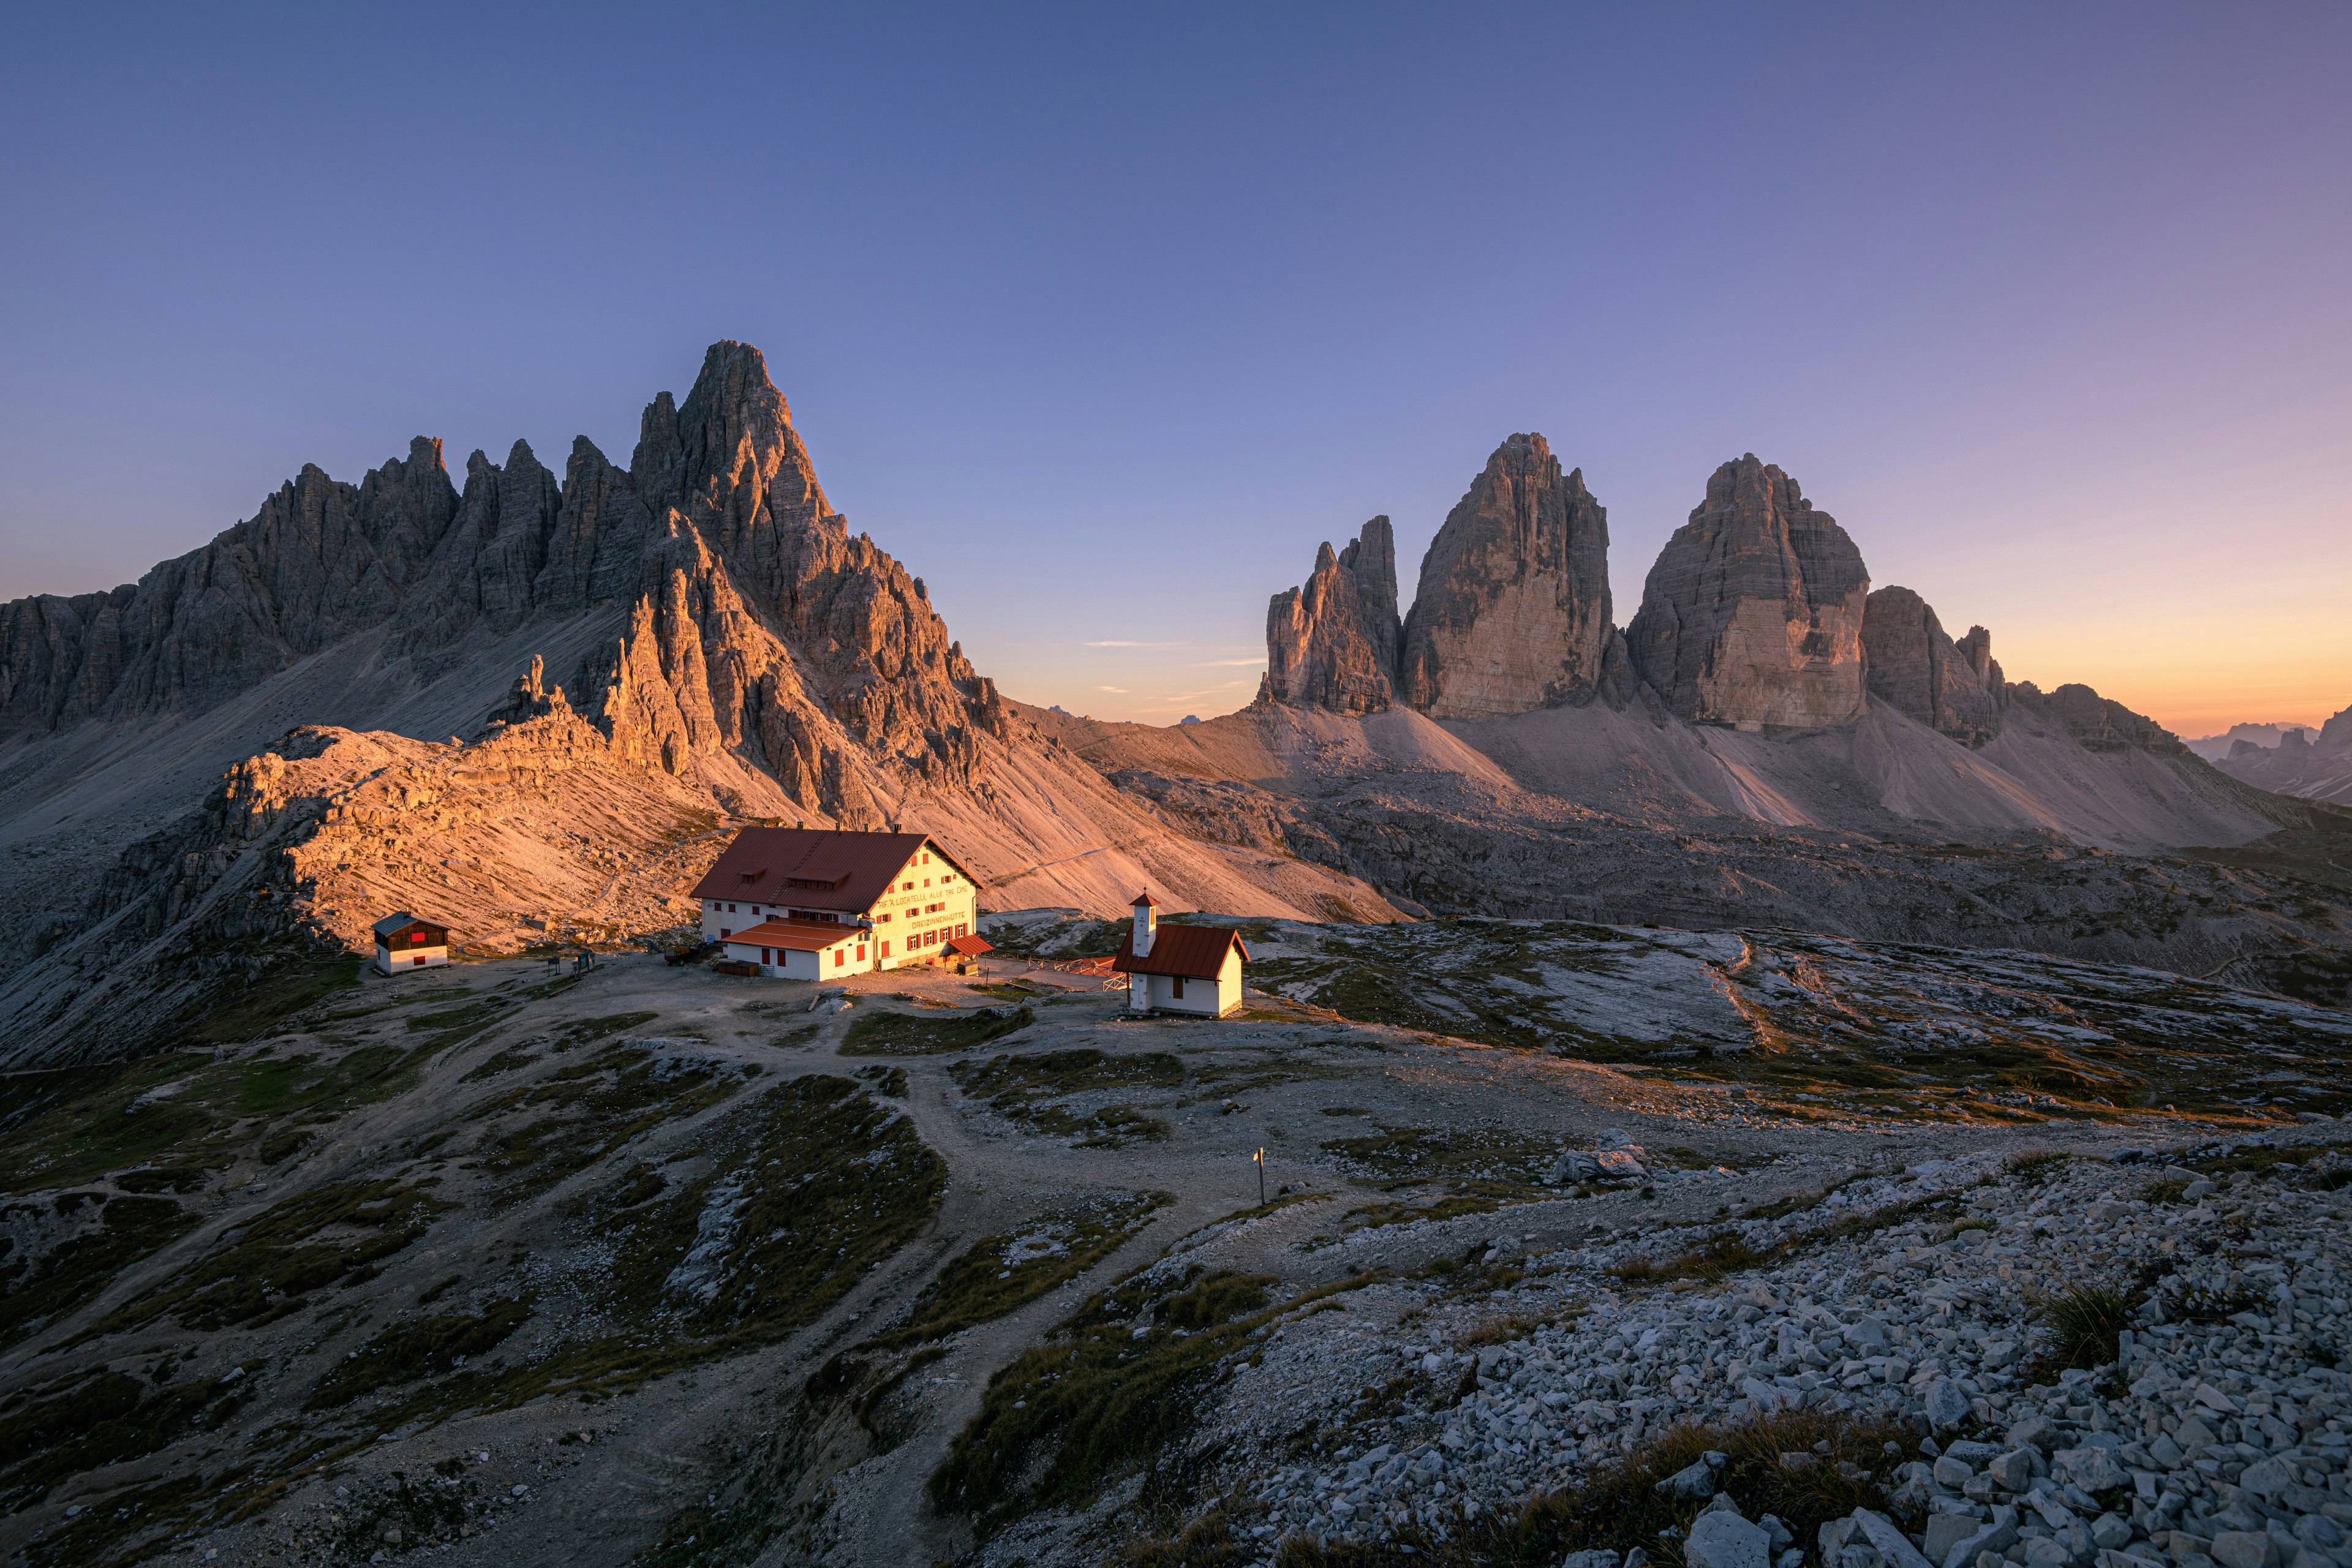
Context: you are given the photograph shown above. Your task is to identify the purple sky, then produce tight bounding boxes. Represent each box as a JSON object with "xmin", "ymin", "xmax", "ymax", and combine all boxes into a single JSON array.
[{"xmin": 2, "ymin": 3, "xmax": 2346, "ymax": 734}]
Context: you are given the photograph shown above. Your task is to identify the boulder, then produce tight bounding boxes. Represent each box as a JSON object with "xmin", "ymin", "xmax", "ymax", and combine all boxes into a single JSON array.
[
  {"xmin": 1861, "ymin": 586, "xmax": 2003, "ymax": 746},
  {"xmin": 1847, "ymin": 1507, "xmax": 1935, "ymax": 1568},
  {"xmin": 1687, "ymin": 1509, "xmax": 1773, "ymax": 1568},
  {"xmin": 1398, "ymin": 433, "xmax": 1615, "ymax": 718},
  {"xmin": 1264, "ymin": 518, "xmax": 1404, "ymax": 714},
  {"xmin": 1625, "ymin": 456, "xmax": 1870, "ymax": 730}
]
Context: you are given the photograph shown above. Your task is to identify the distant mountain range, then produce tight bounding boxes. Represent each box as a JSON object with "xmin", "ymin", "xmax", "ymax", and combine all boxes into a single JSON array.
[{"xmin": 2, "ymin": 342, "xmax": 2346, "ymax": 1065}]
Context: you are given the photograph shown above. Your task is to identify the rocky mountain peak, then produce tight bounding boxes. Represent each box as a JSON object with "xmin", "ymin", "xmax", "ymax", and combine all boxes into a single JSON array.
[
  {"xmin": 1861, "ymin": 586, "xmax": 2003, "ymax": 747},
  {"xmin": 1395, "ymin": 432, "xmax": 1614, "ymax": 718},
  {"xmin": 1264, "ymin": 517, "xmax": 1403, "ymax": 714},
  {"xmin": 1625, "ymin": 454, "xmax": 1869, "ymax": 730}
]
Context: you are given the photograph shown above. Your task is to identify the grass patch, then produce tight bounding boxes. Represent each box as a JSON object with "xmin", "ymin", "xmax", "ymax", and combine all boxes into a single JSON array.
[
  {"xmin": 471, "ymin": 1044, "xmax": 743, "ymax": 1205},
  {"xmin": 0, "ymin": 1193, "xmax": 203, "ymax": 1350},
  {"xmin": 2166, "ymin": 1283, "xmax": 2267, "ymax": 1325},
  {"xmin": 872, "ymin": 1193, "xmax": 1171, "ymax": 1352},
  {"xmin": 306, "ymin": 1297, "xmax": 533, "ymax": 1408},
  {"xmin": 181, "ymin": 957, "xmax": 364, "ymax": 1046},
  {"xmin": 841, "ymin": 1006, "xmax": 1035, "ymax": 1057},
  {"xmin": 1318, "ymin": 1122, "xmax": 1562, "ymax": 1186},
  {"xmin": 83, "ymin": 1178, "xmax": 451, "ymax": 1339},
  {"xmin": 2034, "ymin": 1283, "xmax": 2138, "ymax": 1369},
  {"xmin": 1608, "ymin": 1231, "xmax": 1773, "ymax": 1287},
  {"xmin": 0, "ymin": 1366, "xmax": 252, "ymax": 1512},
  {"xmin": 950, "ymin": 1048, "xmax": 1182, "ymax": 1146},
  {"xmin": 930, "ymin": 1265, "xmax": 1382, "ymax": 1532}
]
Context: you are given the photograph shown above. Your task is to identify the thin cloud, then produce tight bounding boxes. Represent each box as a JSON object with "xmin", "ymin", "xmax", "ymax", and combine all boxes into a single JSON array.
[
  {"xmin": 1084, "ymin": 641, "xmax": 1183, "ymax": 648},
  {"xmin": 1097, "ymin": 685, "xmax": 1128, "ymax": 693}
]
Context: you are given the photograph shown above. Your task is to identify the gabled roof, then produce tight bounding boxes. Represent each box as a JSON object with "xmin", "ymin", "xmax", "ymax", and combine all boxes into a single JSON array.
[
  {"xmin": 1112, "ymin": 924, "xmax": 1249, "ymax": 980},
  {"xmin": 688, "ymin": 828, "xmax": 980, "ymax": 912},
  {"xmin": 720, "ymin": 918, "xmax": 869, "ymax": 953},
  {"xmin": 371, "ymin": 911, "xmax": 448, "ymax": 938},
  {"xmin": 945, "ymin": 933, "xmax": 994, "ymax": 957}
]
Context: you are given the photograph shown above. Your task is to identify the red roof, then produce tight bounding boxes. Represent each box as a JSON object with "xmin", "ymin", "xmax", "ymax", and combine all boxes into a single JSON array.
[
  {"xmin": 689, "ymin": 828, "xmax": 979, "ymax": 913},
  {"xmin": 722, "ymin": 918, "xmax": 868, "ymax": 953},
  {"xmin": 945, "ymin": 933, "xmax": 993, "ymax": 957},
  {"xmin": 1111, "ymin": 924, "xmax": 1249, "ymax": 980}
]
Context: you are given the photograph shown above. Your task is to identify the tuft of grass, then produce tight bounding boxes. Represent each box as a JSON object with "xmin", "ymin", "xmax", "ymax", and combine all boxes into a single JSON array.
[
  {"xmin": 841, "ymin": 1006, "xmax": 1035, "ymax": 1057},
  {"xmin": 2035, "ymin": 1283, "xmax": 2138, "ymax": 1368},
  {"xmin": 2003, "ymin": 1148, "xmax": 2071, "ymax": 1178},
  {"xmin": 2143, "ymin": 1177, "xmax": 2191, "ymax": 1205},
  {"xmin": 1607, "ymin": 1231, "xmax": 1772, "ymax": 1287},
  {"xmin": 2168, "ymin": 1283, "xmax": 2266, "ymax": 1325}
]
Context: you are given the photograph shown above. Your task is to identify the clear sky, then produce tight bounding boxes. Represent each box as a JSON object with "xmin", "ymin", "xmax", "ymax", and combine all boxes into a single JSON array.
[{"xmin": 3, "ymin": 3, "xmax": 2346, "ymax": 737}]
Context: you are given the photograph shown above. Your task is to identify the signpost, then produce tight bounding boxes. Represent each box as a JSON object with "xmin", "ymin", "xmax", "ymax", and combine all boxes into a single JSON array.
[{"xmin": 1254, "ymin": 1146, "xmax": 1265, "ymax": 1207}]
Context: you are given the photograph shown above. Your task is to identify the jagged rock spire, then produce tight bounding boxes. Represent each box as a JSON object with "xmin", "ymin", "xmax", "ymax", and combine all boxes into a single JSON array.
[
  {"xmin": 1264, "ymin": 518, "xmax": 1403, "ymax": 714},
  {"xmin": 1396, "ymin": 433, "xmax": 1614, "ymax": 719}
]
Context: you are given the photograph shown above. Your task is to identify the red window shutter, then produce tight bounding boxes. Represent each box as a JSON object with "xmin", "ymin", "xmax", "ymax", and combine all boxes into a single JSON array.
[
  {"xmin": 881, "ymin": 940, "xmax": 891, "ymax": 956},
  {"xmin": 761, "ymin": 947, "xmax": 772, "ymax": 964},
  {"xmin": 1173, "ymin": 975, "xmax": 1186, "ymax": 998},
  {"xmin": 857, "ymin": 944, "xmax": 867, "ymax": 960}
]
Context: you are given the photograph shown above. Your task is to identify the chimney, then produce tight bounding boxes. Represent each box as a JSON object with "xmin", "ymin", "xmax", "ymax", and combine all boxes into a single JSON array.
[{"xmin": 1131, "ymin": 892, "xmax": 1158, "ymax": 958}]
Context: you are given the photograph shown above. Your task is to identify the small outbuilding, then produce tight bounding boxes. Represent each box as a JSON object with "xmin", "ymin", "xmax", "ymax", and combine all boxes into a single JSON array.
[
  {"xmin": 372, "ymin": 913, "xmax": 451, "ymax": 975},
  {"xmin": 720, "ymin": 918, "xmax": 873, "ymax": 981},
  {"xmin": 1112, "ymin": 894, "xmax": 1248, "ymax": 1017}
]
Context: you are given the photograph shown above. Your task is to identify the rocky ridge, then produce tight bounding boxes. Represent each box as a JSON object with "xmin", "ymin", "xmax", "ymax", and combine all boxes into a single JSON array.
[{"xmin": 2217, "ymin": 707, "xmax": 2352, "ymax": 808}]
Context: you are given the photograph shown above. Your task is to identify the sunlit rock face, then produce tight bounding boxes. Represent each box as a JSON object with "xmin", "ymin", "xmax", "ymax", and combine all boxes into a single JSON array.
[
  {"xmin": 1264, "ymin": 516, "xmax": 1403, "ymax": 714},
  {"xmin": 1862, "ymin": 585, "xmax": 2003, "ymax": 747},
  {"xmin": 1626, "ymin": 455, "xmax": 1869, "ymax": 730},
  {"xmin": 1396, "ymin": 432, "xmax": 1614, "ymax": 719}
]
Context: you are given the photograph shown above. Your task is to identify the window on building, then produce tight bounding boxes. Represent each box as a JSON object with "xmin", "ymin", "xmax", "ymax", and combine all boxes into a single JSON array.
[
  {"xmin": 903, "ymin": 880, "xmax": 914, "ymax": 891},
  {"xmin": 1172, "ymin": 975, "xmax": 1186, "ymax": 998},
  {"xmin": 761, "ymin": 947, "xmax": 772, "ymax": 964},
  {"xmin": 956, "ymin": 922, "xmax": 968, "ymax": 937}
]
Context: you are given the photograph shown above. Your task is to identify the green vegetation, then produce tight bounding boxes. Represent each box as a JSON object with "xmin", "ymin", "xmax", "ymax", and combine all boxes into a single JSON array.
[
  {"xmin": 1318, "ymin": 1121, "xmax": 1561, "ymax": 1186},
  {"xmin": 930, "ymin": 1264, "xmax": 1381, "ymax": 1533},
  {"xmin": 434, "ymin": 1075, "xmax": 946, "ymax": 1415},
  {"xmin": 181, "ymin": 957, "xmax": 364, "ymax": 1046},
  {"xmin": 949, "ymin": 1048, "xmax": 1182, "ymax": 1145},
  {"xmin": 2036, "ymin": 1283, "xmax": 2138, "ymax": 1370},
  {"xmin": 878, "ymin": 1194, "xmax": 1169, "ymax": 1351},
  {"xmin": 1607, "ymin": 1231, "xmax": 1772, "ymax": 1287},
  {"xmin": 86, "ymin": 1178, "xmax": 450, "ymax": 1338},
  {"xmin": 0, "ymin": 1366, "xmax": 253, "ymax": 1513},
  {"xmin": 306, "ymin": 1297, "xmax": 533, "ymax": 1408},
  {"xmin": 0, "ymin": 1192, "xmax": 201, "ymax": 1349},
  {"xmin": 841, "ymin": 1005, "xmax": 1034, "ymax": 1056},
  {"xmin": 472, "ymin": 1044, "xmax": 742, "ymax": 1205}
]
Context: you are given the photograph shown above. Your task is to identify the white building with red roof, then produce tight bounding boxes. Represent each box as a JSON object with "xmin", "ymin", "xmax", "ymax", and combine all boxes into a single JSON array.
[
  {"xmin": 1110, "ymin": 894, "xmax": 1249, "ymax": 1017},
  {"xmin": 690, "ymin": 827, "xmax": 979, "ymax": 978}
]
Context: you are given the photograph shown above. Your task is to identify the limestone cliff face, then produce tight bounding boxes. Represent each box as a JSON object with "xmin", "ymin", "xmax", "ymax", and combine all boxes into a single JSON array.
[
  {"xmin": 1624, "ymin": 455, "xmax": 1869, "ymax": 730},
  {"xmin": 1861, "ymin": 586, "xmax": 2003, "ymax": 747},
  {"xmin": 1396, "ymin": 434, "xmax": 1613, "ymax": 719},
  {"xmin": 1264, "ymin": 518, "xmax": 1402, "ymax": 714},
  {"xmin": 0, "ymin": 341, "xmax": 1007, "ymax": 827}
]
